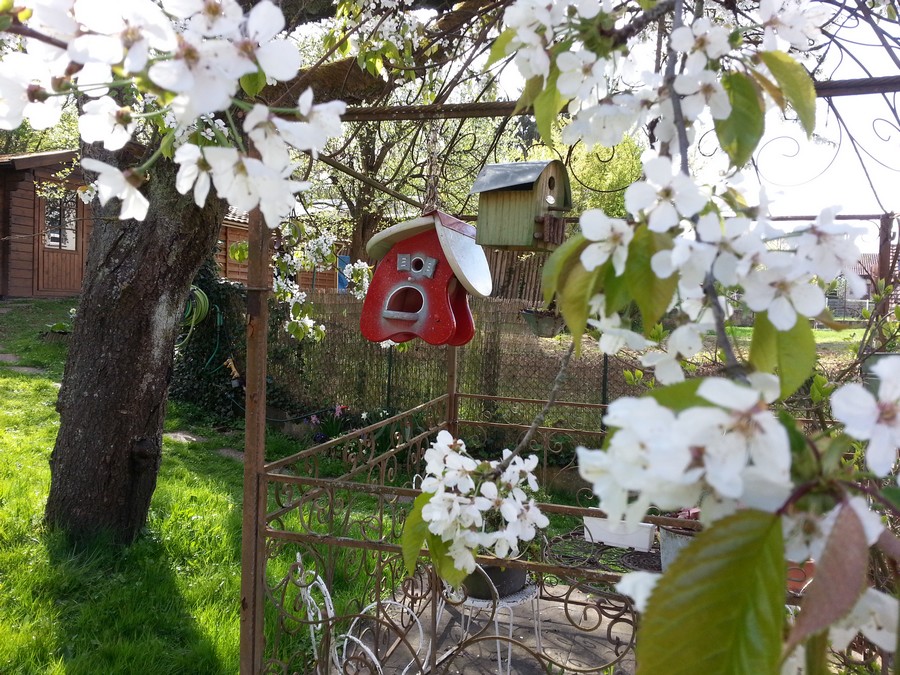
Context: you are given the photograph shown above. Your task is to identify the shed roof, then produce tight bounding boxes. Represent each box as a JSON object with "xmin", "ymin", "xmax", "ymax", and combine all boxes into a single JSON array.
[
  {"xmin": 470, "ymin": 160, "xmax": 559, "ymax": 194},
  {"xmin": 0, "ymin": 149, "xmax": 77, "ymax": 170}
]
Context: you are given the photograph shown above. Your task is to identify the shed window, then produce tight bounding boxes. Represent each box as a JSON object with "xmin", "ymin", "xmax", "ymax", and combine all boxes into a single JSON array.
[{"xmin": 43, "ymin": 192, "xmax": 77, "ymax": 251}]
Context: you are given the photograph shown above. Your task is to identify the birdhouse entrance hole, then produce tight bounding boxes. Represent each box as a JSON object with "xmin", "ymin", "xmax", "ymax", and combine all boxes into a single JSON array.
[{"xmin": 383, "ymin": 285, "xmax": 425, "ymax": 321}]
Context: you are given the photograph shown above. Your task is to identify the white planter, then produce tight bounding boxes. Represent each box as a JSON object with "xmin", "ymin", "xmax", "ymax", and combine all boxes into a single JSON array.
[{"xmin": 583, "ymin": 515, "xmax": 656, "ymax": 552}]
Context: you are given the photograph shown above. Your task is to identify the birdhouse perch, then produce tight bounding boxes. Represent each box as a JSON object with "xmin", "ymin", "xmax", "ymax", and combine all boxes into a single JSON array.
[{"xmin": 471, "ymin": 160, "xmax": 572, "ymax": 251}]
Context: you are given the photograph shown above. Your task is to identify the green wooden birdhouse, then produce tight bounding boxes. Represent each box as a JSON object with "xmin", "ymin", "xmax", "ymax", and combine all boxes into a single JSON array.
[{"xmin": 471, "ymin": 160, "xmax": 572, "ymax": 251}]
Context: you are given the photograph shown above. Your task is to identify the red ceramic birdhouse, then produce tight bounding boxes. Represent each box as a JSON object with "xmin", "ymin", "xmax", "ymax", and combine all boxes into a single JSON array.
[{"xmin": 360, "ymin": 210, "xmax": 492, "ymax": 346}]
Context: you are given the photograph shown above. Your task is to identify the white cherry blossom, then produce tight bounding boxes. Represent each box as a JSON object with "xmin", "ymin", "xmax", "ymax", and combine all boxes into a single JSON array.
[
  {"xmin": 78, "ymin": 96, "xmax": 136, "ymax": 150},
  {"xmin": 173, "ymin": 143, "xmax": 212, "ymax": 207},
  {"xmin": 673, "ymin": 69, "xmax": 731, "ymax": 120},
  {"xmin": 742, "ymin": 267, "xmax": 825, "ymax": 330},
  {"xmin": 238, "ymin": 0, "xmax": 302, "ymax": 82},
  {"xmin": 625, "ymin": 156, "xmax": 707, "ymax": 232},
  {"xmin": 831, "ymin": 356, "xmax": 900, "ymax": 476},
  {"xmin": 579, "ymin": 209, "xmax": 633, "ymax": 275},
  {"xmin": 81, "ymin": 157, "xmax": 149, "ymax": 221},
  {"xmin": 670, "ymin": 17, "xmax": 732, "ymax": 61}
]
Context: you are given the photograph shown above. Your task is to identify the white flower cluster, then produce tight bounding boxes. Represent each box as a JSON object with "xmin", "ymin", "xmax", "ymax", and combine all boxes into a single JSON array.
[
  {"xmin": 585, "ymin": 196, "xmax": 865, "ymax": 384},
  {"xmin": 578, "ymin": 377, "xmax": 793, "ymax": 526},
  {"xmin": 420, "ymin": 431, "xmax": 549, "ymax": 574},
  {"xmin": 342, "ymin": 260, "xmax": 372, "ymax": 300},
  {"xmin": 502, "ymin": 1, "xmax": 824, "ymax": 152},
  {"xmin": 2, "ymin": 0, "xmax": 346, "ymax": 227}
]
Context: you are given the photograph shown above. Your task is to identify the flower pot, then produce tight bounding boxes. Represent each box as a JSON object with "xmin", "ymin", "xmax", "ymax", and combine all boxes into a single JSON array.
[
  {"xmin": 463, "ymin": 565, "xmax": 528, "ymax": 600},
  {"xmin": 521, "ymin": 309, "xmax": 565, "ymax": 338},
  {"xmin": 659, "ymin": 526, "xmax": 695, "ymax": 571},
  {"xmin": 583, "ymin": 515, "xmax": 656, "ymax": 552}
]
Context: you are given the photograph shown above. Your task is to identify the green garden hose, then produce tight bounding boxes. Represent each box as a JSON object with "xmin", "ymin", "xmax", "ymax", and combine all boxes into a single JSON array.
[{"xmin": 175, "ymin": 286, "xmax": 210, "ymax": 348}]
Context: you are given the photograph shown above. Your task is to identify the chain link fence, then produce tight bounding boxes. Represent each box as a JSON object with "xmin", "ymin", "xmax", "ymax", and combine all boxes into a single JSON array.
[{"xmin": 269, "ymin": 291, "xmax": 642, "ymax": 418}]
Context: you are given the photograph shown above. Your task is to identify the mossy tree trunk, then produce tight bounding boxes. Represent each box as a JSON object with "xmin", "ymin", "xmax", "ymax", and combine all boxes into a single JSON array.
[{"xmin": 45, "ymin": 153, "xmax": 224, "ymax": 543}]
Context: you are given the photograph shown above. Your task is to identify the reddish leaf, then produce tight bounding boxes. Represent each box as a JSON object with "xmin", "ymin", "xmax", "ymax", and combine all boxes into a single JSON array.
[
  {"xmin": 785, "ymin": 503, "xmax": 869, "ymax": 655},
  {"xmin": 876, "ymin": 530, "xmax": 900, "ymax": 564}
]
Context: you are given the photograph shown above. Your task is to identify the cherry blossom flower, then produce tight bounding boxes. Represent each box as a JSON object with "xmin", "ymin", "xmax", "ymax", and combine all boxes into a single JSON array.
[
  {"xmin": 670, "ymin": 17, "xmax": 732, "ymax": 61},
  {"xmin": 640, "ymin": 322, "xmax": 707, "ymax": 384},
  {"xmin": 831, "ymin": 356, "xmax": 900, "ymax": 476},
  {"xmin": 830, "ymin": 588, "xmax": 899, "ymax": 653},
  {"xmin": 673, "ymin": 69, "xmax": 731, "ymax": 120},
  {"xmin": 69, "ymin": 0, "xmax": 177, "ymax": 72},
  {"xmin": 81, "ymin": 157, "xmax": 149, "ymax": 221},
  {"xmin": 173, "ymin": 143, "xmax": 212, "ymax": 207},
  {"xmin": 758, "ymin": 0, "xmax": 828, "ymax": 51},
  {"xmin": 78, "ymin": 96, "xmax": 137, "ymax": 150},
  {"xmin": 579, "ymin": 209, "xmax": 633, "ymax": 275},
  {"xmin": 625, "ymin": 156, "xmax": 707, "ymax": 232},
  {"xmin": 163, "ymin": 0, "xmax": 244, "ymax": 38},
  {"xmin": 741, "ymin": 266, "xmax": 825, "ymax": 330},
  {"xmin": 793, "ymin": 207, "xmax": 866, "ymax": 296},
  {"xmin": 556, "ymin": 49, "xmax": 607, "ymax": 102},
  {"xmin": 238, "ymin": 0, "xmax": 302, "ymax": 82},
  {"xmin": 148, "ymin": 32, "xmax": 254, "ymax": 118}
]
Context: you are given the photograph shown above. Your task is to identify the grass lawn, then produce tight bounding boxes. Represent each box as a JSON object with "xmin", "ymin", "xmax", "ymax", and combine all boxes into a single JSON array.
[{"xmin": 1, "ymin": 299, "xmax": 245, "ymax": 674}]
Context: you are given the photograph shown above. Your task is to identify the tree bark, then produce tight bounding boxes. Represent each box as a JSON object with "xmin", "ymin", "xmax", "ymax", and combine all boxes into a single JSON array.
[{"xmin": 45, "ymin": 154, "xmax": 224, "ymax": 543}]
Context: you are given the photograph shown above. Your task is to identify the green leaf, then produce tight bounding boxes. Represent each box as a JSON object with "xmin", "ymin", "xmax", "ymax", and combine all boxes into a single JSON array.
[
  {"xmin": 714, "ymin": 72, "xmax": 766, "ymax": 168},
  {"xmin": 758, "ymin": 51, "xmax": 816, "ymax": 137},
  {"xmin": 514, "ymin": 76, "xmax": 545, "ymax": 115},
  {"xmin": 881, "ymin": 487, "xmax": 900, "ymax": 512},
  {"xmin": 749, "ymin": 313, "xmax": 816, "ymax": 399},
  {"xmin": 401, "ymin": 493, "xmax": 431, "ymax": 577},
  {"xmin": 624, "ymin": 226, "xmax": 676, "ymax": 333},
  {"xmin": 487, "ymin": 29, "xmax": 516, "ymax": 67},
  {"xmin": 558, "ymin": 261, "xmax": 604, "ymax": 354},
  {"xmin": 646, "ymin": 378, "xmax": 705, "ymax": 410},
  {"xmin": 533, "ymin": 67, "xmax": 566, "ymax": 147},
  {"xmin": 802, "ymin": 631, "xmax": 830, "ymax": 675},
  {"xmin": 603, "ymin": 263, "xmax": 631, "ymax": 316},
  {"xmin": 748, "ymin": 69, "xmax": 786, "ymax": 110},
  {"xmin": 541, "ymin": 234, "xmax": 588, "ymax": 306},
  {"xmin": 746, "ymin": 328, "xmax": 773, "ymax": 360},
  {"xmin": 777, "ymin": 315, "xmax": 816, "ymax": 399},
  {"xmin": 425, "ymin": 532, "xmax": 468, "ymax": 587},
  {"xmin": 239, "ymin": 69, "xmax": 267, "ymax": 98},
  {"xmin": 637, "ymin": 510, "xmax": 784, "ymax": 675}
]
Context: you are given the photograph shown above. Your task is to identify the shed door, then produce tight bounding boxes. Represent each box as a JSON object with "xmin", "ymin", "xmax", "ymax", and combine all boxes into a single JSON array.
[{"xmin": 36, "ymin": 191, "xmax": 88, "ymax": 295}]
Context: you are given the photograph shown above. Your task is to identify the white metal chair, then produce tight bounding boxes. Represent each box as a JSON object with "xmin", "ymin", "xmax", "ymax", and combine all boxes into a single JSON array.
[
  {"xmin": 442, "ymin": 565, "xmax": 542, "ymax": 675},
  {"xmin": 293, "ymin": 554, "xmax": 429, "ymax": 674}
]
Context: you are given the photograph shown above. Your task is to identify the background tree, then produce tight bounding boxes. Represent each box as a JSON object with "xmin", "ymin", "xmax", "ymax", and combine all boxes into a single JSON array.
[{"xmin": 35, "ymin": 0, "xmax": 509, "ymax": 543}]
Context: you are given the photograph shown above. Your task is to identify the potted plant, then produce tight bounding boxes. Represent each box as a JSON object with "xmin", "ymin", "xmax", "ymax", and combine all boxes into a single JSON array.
[{"xmin": 401, "ymin": 431, "xmax": 549, "ymax": 597}]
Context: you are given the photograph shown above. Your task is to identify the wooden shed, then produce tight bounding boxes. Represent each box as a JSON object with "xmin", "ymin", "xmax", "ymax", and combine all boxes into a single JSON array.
[
  {"xmin": 0, "ymin": 150, "xmax": 93, "ymax": 298},
  {"xmin": 471, "ymin": 160, "xmax": 572, "ymax": 252},
  {"xmin": 0, "ymin": 153, "xmax": 261, "ymax": 298}
]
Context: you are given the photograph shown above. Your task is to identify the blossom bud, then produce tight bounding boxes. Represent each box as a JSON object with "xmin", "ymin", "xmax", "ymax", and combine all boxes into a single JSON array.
[
  {"xmin": 26, "ymin": 84, "xmax": 48, "ymax": 102},
  {"xmin": 123, "ymin": 169, "xmax": 146, "ymax": 189}
]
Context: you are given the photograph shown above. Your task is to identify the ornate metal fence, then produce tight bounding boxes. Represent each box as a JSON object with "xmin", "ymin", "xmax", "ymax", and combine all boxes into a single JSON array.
[{"xmin": 256, "ymin": 387, "xmax": 678, "ymax": 675}]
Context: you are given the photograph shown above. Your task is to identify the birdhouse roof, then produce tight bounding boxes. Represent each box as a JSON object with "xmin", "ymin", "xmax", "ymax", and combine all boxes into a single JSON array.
[
  {"xmin": 470, "ymin": 160, "xmax": 563, "ymax": 194},
  {"xmin": 366, "ymin": 211, "xmax": 492, "ymax": 298}
]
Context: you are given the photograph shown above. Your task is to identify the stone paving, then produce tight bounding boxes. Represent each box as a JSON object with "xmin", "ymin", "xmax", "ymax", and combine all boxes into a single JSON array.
[{"xmin": 366, "ymin": 582, "xmax": 636, "ymax": 675}]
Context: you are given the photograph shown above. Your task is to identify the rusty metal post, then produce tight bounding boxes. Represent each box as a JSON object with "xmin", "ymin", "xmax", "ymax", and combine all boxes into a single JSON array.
[
  {"xmin": 240, "ymin": 205, "xmax": 269, "ymax": 675},
  {"xmin": 446, "ymin": 345, "xmax": 458, "ymax": 436},
  {"xmin": 878, "ymin": 213, "xmax": 893, "ymax": 287}
]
